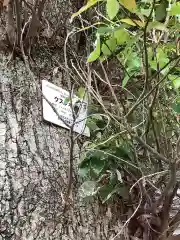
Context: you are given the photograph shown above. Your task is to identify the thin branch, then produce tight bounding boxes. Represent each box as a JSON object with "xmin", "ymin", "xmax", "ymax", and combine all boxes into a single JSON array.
[
  {"xmin": 133, "ymin": 135, "xmax": 169, "ymax": 164},
  {"xmin": 130, "ymin": 170, "xmax": 168, "ymax": 193}
]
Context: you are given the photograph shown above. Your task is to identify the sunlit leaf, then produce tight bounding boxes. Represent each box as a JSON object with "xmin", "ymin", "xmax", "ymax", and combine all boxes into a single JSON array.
[
  {"xmin": 126, "ymin": 52, "xmax": 141, "ymax": 70},
  {"xmin": 106, "ymin": 0, "xmax": 120, "ymax": 20},
  {"xmin": 101, "ymin": 37, "xmax": 117, "ymax": 56},
  {"xmin": 168, "ymin": 75, "xmax": 180, "ymax": 89},
  {"xmin": 119, "ymin": 0, "xmax": 136, "ymax": 12},
  {"xmin": 71, "ymin": 0, "xmax": 102, "ymax": 21},
  {"xmin": 77, "ymin": 87, "xmax": 86, "ymax": 99},
  {"xmin": 113, "ymin": 28, "xmax": 130, "ymax": 44},
  {"xmin": 139, "ymin": 8, "xmax": 151, "ymax": 17},
  {"xmin": 87, "ymin": 35, "xmax": 101, "ymax": 62},
  {"xmin": 169, "ymin": 2, "xmax": 180, "ymax": 16},
  {"xmin": 122, "ymin": 75, "xmax": 130, "ymax": 88},
  {"xmin": 120, "ymin": 18, "xmax": 144, "ymax": 27}
]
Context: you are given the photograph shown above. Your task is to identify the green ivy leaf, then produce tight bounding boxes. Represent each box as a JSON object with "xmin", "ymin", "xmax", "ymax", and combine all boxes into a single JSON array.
[
  {"xmin": 169, "ymin": 2, "xmax": 180, "ymax": 16},
  {"xmin": 90, "ymin": 157, "xmax": 105, "ymax": 176},
  {"xmin": 87, "ymin": 119, "xmax": 99, "ymax": 131},
  {"xmin": 91, "ymin": 114, "xmax": 103, "ymax": 121},
  {"xmin": 79, "ymin": 161, "xmax": 90, "ymax": 178},
  {"xmin": 79, "ymin": 181, "xmax": 97, "ymax": 198},
  {"xmin": 88, "ymin": 35, "xmax": 101, "ymax": 62},
  {"xmin": 98, "ymin": 184, "xmax": 116, "ymax": 203},
  {"xmin": 106, "ymin": 0, "xmax": 120, "ymax": 20}
]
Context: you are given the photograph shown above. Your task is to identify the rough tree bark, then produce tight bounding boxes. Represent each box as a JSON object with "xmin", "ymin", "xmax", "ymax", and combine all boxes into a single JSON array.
[{"xmin": 0, "ymin": 53, "xmax": 122, "ymax": 240}]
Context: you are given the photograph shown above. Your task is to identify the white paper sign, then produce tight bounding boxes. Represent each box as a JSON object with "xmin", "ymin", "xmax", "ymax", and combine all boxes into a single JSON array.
[{"xmin": 42, "ymin": 80, "xmax": 90, "ymax": 136}]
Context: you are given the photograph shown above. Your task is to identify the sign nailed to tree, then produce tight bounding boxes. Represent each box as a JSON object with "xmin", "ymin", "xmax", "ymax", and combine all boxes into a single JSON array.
[{"xmin": 42, "ymin": 80, "xmax": 89, "ymax": 136}]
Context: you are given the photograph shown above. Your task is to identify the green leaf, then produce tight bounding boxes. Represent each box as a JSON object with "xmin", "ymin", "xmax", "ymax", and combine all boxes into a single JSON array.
[
  {"xmin": 77, "ymin": 87, "xmax": 85, "ymax": 99},
  {"xmin": 126, "ymin": 52, "xmax": 141, "ymax": 70},
  {"xmin": 90, "ymin": 158, "xmax": 105, "ymax": 176},
  {"xmin": 87, "ymin": 119, "xmax": 99, "ymax": 131},
  {"xmin": 91, "ymin": 114, "xmax": 103, "ymax": 121},
  {"xmin": 139, "ymin": 8, "xmax": 151, "ymax": 17},
  {"xmin": 168, "ymin": 75, "xmax": 180, "ymax": 89},
  {"xmin": 116, "ymin": 185, "xmax": 129, "ymax": 200},
  {"xmin": 101, "ymin": 37, "xmax": 117, "ymax": 56},
  {"xmin": 97, "ymin": 26, "xmax": 113, "ymax": 35},
  {"xmin": 71, "ymin": 0, "xmax": 102, "ymax": 21},
  {"xmin": 122, "ymin": 75, "xmax": 130, "ymax": 88},
  {"xmin": 169, "ymin": 2, "xmax": 180, "ymax": 16},
  {"xmin": 113, "ymin": 29, "xmax": 130, "ymax": 45},
  {"xmin": 98, "ymin": 184, "xmax": 116, "ymax": 203},
  {"xmin": 172, "ymin": 102, "xmax": 180, "ymax": 114},
  {"xmin": 88, "ymin": 35, "xmax": 101, "ymax": 62},
  {"xmin": 79, "ymin": 181, "xmax": 97, "ymax": 198},
  {"xmin": 106, "ymin": 0, "xmax": 120, "ymax": 20},
  {"xmin": 147, "ymin": 21, "xmax": 168, "ymax": 32},
  {"xmin": 148, "ymin": 47, "xmax": 169, "ymax": 71},
  {"xmin": 79, "ymin": 161, "xmax": 90, "ymax": 177},
  {"xmin": 88, "ymin": 150, "xmax": 106, "ymax": 160},
  {"xmin": 63, "ymin": 97, "xmax": 70, "ymax": 105},
  {"xmin": 119, "ymin": 0, "xmax": 136, "ymax": 12},
  {"xmin": 120, "ymin": 18, "xmax": 144, "ymax": 27},
  {"xmin": 155, "ymin": 0, "xmax": 167, "ymax": 22}
]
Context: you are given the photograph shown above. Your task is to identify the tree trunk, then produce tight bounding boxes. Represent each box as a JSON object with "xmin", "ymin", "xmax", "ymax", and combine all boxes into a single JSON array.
[{"xmin": 0, "ymin": 54, "xmax": 122, "ymax": 240}]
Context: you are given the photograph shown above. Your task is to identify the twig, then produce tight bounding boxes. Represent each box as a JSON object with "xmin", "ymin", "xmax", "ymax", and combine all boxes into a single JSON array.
[
  {"xmin": 86, "ymin": 148, "xmax": 140, "ymax": 169},
  {"xmin": 100, "ymin": 62, "xmax": 122, "ymax": 117},
  {"xmin": 133, "ymin": 135, "xmax": 169, "ymax": 164},
  {"xmin": 130, "ymin": 170, "xmax": 168, "ymax": 193}
]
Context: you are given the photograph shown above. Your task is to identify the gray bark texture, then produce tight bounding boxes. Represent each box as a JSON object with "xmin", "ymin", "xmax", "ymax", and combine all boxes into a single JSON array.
[{"xmin": 0, "ymin": 53, "xmax": 122, "ymax": 240}]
